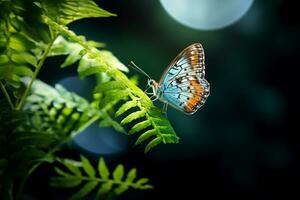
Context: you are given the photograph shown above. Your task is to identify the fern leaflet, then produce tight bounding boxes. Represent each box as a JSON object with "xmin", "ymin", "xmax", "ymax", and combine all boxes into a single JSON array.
[{"xmin": 50, "ymin": 155, "xmax": 153, "ymax": 200}]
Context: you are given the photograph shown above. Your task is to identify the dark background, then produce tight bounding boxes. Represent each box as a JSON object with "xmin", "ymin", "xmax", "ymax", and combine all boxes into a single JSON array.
[{"xmin": 31, "ymin": 0, "xmax": 298, "ymax": 199}]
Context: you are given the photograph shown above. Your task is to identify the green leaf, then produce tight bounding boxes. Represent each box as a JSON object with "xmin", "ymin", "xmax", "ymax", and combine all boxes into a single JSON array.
[
  {"xmin": 129, "ymin": 120, "xmax": 151, "ymax": 135},
  {"xmin": 96, "ymin": 182, "xmax": 113, "ymax": 198},
  {"xmin": 135, "ymin": 178, "xmax": 149, "ymax": 186},
  {"xmin": 94, "ymin": 81, "xmax": 125, "ymax": 93},
  {"xmin": 41, "ymin": 0, "xmax": 116, "ymax": 25},
  {"xmin": 161, "ymin": 134, "xmax": 180, "ymax": 144},
  {"xmin": 100, "ymin": 51, "xmax": 128, "ymax": 72},
  {"xmin": 80, "ymin": 155, "xmax": 96, "ymax": 177},
  {"xmin": 12, "ymin": 66, "xmax": 33, "ymax": 76},
  {"xmin": 139, "ymin": 184, "xmax": 154, "ymax": 190},
  {"xmin": 63, "ymin": 161, "xmax": 82, "ymax": 176},
  {"xmin": 135, "ymin": 129, "xmax": 157, "ymax": 146},
  {"xmin": 54, "ymin": 167, "xmax": 71, "ymax": 177},
  {"xmin": 50, "ymin": 176, "xmax": 82, "ymax": 188},
  {"xmin": 69, "ymin": 181, "xmax": 98, "ymax": 200},
  {"xmin": 79, "ymin": 49, "xmax": 87, "ymax": 56},
  {"xmin": 98, "ymin": 157, "xmax": 110, "ymax": 179},
  {"xmin": 10, "ymin": 148, "xmax": 47, "ymax": 163},
  {"xmin": 5, "ymin": 72, "xmax": 21, "ymax": 88},
  {"xmin": 102, "ymin": 90, "xmax": 130, "ymax": 109},
  {"xmin": 125, "ymin": 168, "xmax": 137, "ymax": 183},
  {"xmin": 113, "ymin": 164, "xmax": 124, "ymax": 181},
  {"xmin": 78, "ymin": 56, "xmax": 106, "ymax": 79},
  {"xmin": 11, "ymin": 53, "xmax": 37, "ymax": 66},
  {"xmin": 86, "ymin": 40, "xmax": 104, "ymax": 48},
  {"xmin": 0, "ymin": 55, "xmax": 9, "ymax": 65},
  {"xmin": 133, "ymin": 177, "xmax": 153, "ymax": 189},
  {"xmin": 10, "ymin": 131, "xmax": 57, "ymax": 149},
  {"xmin": 115, "ymin": 100, "xmax": 137, "ymax": 117},
  {"xmin": 9, "ymin": 33, "xmax": 35, "ymax": 51},
  {"xmin": 114, "ymin": 184, "xmax": 128, "ymax": 195},
  {"xmin": 49, "ymin": 36, "xmax": 81, "ymax": 57},
  {"xmin": 61, "ymin": 53, "xmax": 81, "ymax": 68},
  {"xmin": 120, "ymin": 110, "xmax": 146, "ymax": 125},
  {"xmin": 145, "ymin": 137, "xmax": 162, "ymax": 153}
]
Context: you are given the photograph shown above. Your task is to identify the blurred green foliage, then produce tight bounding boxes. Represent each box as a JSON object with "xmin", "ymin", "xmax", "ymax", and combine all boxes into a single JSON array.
[{"xmin": 0, "ymin": 0, "xmax": 189, "ymax": 199}]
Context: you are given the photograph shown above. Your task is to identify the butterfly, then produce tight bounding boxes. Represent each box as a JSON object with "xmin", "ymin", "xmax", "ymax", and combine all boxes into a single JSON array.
[{"xmin": 131, "ymin": 43, "xmax": 210, "ymax": 114}]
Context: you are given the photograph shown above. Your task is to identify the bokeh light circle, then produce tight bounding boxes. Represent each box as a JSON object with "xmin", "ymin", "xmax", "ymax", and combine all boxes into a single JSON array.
[
  {"xmin": 160, "ymin": 0, "xmax": 254, "ymax": 30},
  {"xmin": 57, "ymin": 76, "xmax": 128, "ymax": 155}
]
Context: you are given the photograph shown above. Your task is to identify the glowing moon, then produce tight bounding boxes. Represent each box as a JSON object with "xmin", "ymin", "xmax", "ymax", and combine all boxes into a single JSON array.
[{"xmin": 160, "ymin": 0, "xmax": 254, "ymax": 30}]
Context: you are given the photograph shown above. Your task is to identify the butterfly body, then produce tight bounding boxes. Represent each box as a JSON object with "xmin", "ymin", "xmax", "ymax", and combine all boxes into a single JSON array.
[{"xmin": 147, "ymin": 43, "xmax": 210, "ymax": 114}]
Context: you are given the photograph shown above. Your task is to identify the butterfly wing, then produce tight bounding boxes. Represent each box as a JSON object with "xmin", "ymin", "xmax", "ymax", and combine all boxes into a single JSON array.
[{"xmin": 158, "ymin": 43, "xmax": 210, "ymax": 114}]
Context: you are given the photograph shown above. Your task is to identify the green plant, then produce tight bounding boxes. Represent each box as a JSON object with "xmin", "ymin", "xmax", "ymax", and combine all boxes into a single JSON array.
[
  {"xmin": 50, "ymin": 156, "xmax": 152, "ymax": 200},
  {"xmin": 0, "ymin": 0, "xmax": 179, "ymax": 199}
]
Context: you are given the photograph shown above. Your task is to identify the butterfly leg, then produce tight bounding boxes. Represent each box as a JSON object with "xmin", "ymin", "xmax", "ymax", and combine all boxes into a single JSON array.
[
  {"xmin": 150, "ymin": 95, "xmax": 159, "ymax": 101},
  {"xmin": 163, "ymin": 102, "xmax": 168, "ymax": 115},
  {"xmin": 134, "ymin": 86, "xmax": 151, "ymax": 102},
  {"xmin": 145, "ymin": 90, "xmax": 153, "ymax": 95},
  {"xmin": 144, "ymin": 85, "xmax": 151, "ymax": 93},
  {"xmin": 144, "ymin": 85, "xmax": 154, "ymax": 96}
]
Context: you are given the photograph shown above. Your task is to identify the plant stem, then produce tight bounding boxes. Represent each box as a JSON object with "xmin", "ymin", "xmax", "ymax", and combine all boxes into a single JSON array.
[
  {"xmin": 73, "ymin": 176, "xmax": 137, "ymax": 188},
  {"xmin": 0, "ymin": 81, "xmax": 14, "ymax": 110},
  {"xmin": 16, "ymin": 36, "xmax": 57, "ymax": 110},
  {"xmin": 70, "ymin": 114, "xmax": 101, "ymax": 138}
]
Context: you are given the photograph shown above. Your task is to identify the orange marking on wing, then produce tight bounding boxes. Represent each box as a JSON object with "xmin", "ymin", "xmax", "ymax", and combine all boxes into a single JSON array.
[
  {"xmin": 184, "ymin": 105, "xmax": 194, "ymax": 113},
  {"xmin": 185, "ymin": 80, "xmax": 204, "ymax": 112},
  {"xmin": 190, "ymin": 54, "xmax": 199, "ymax": 70}
]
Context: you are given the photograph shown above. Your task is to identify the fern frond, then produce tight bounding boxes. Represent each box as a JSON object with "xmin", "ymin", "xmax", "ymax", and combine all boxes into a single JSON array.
[
  {"xmin": 50, "ymin": 155, "xmax": 153, "ymax": 200},
  {"xmin": 0, "ymin": 13, "xmax": 40, "ymax": 90},
  {"xmin": 24, "ymin": 79, "xmax": 101, "ymax": 136},
  {"xmin": 48, "ymin": 35, "xmax": 128, "ymax": 82},
  {"xmin": 39, "ymin": 0, "xmax": 116, "ymax": 25},
  {"xmin": 0, "ymin": 0, "xmax": 58, "ymax": 111},
  {"xmin": 42, "ymin": 16, "xmax": 180, "ymax": 152},
  {"xmin": 0, "ymin": 1, "xmax": 52, "ymax": 73}
]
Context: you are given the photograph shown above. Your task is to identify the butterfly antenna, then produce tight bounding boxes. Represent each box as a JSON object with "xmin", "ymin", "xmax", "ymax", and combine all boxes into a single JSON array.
[{"xmin": 129, "ymin": 61, "xmax": 151, "ymax": 79}]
